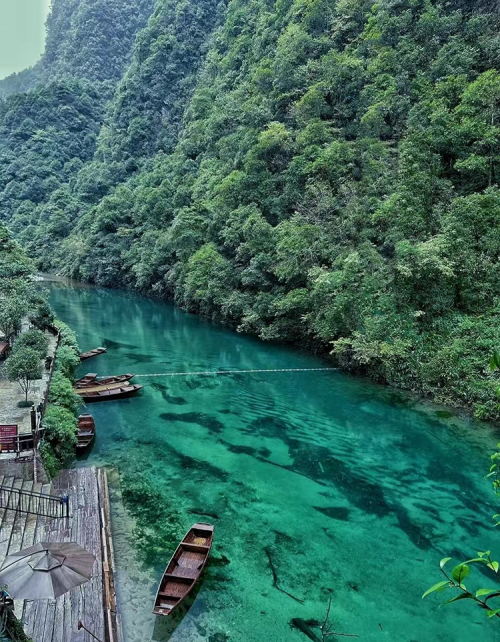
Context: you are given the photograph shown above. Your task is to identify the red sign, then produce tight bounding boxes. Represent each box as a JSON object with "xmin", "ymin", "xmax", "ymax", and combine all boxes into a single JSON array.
[{"xmin": 0, "ymin": 425, "xmax": 18, "ymax": 452}]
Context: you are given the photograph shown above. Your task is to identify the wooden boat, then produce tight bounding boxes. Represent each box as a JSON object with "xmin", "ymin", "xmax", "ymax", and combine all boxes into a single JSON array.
[
  {"xmin": 74, "ymin": 380, "xmax": 138, "ymax": 395},
  {"xmin": 78, "ymin": 384, "xmax": 143, "ymax": 402},
  {"xmin": 153, "ymin": 523, "xmax": 214, "ymax": 616},
  {"xmin": 74, "ymin": 373, "xmax": 134, "ymax": 389},
  {"xmin": 74, "ymin": 373, "xmax": 98, "ymax": 387},
  {"xmin": 95, "ymin": 373, "xmax": 134, "ymax": 386},
  {"xmin": 76, "ymin": 414, "xmax": 95, "ymax": 449},
  {"xmin": 79, "ymin": 347, "xmax": 107, "ymax": 361}
]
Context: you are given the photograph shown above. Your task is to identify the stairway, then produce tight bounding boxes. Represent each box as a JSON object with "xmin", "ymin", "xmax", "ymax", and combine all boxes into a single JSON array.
[
  {"xmin": 0, "ymin": 469, "xmax": 108, "ymax": 642},
  {"xmin": 0, "ymin": 476, "xmax": 60, "ymax": 619}
]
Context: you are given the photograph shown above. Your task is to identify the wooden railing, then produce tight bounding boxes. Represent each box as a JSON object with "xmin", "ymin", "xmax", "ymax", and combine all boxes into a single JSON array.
[
  {"xmin": 0, "ymin": 484, "xmax": 69, "ymax": 518},
  {"xmin": 0, "ymin": 431, "xmax": 45, "ymax": 455}
]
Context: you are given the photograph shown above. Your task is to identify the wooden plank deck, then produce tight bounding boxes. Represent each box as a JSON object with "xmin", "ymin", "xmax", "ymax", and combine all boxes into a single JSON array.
[{"xmin": 16, "ymin": 467, "xmax": 119, "ymax": 642}]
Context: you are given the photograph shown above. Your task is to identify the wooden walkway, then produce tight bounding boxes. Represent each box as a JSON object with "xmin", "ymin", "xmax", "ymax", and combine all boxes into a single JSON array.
[{"xmin": 0, "ymin": 467, "xmax": 120, "ymax": 642}]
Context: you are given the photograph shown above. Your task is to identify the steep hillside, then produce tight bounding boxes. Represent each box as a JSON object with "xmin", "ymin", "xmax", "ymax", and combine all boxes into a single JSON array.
[
  {"xmin": 2, "ymin": 0, "xmax": 227, "ymax": 266},
  {"xmin": 0, "ymin": 0, "xmax": 157, "ymax": 262},
  {"xmin": 2, "ymin": 0, "xmax": 500, "ymax": 419},
  {"xmin": 0, "ymin": 81, "xmax": 104, "ymax": 259},
  {"xmin": 0, "ymin": 0, "xmax": 155, "ymax": 98},
  {"xmin": 55, "ymin": 0, "xmax": 228, "ymax": 209}
]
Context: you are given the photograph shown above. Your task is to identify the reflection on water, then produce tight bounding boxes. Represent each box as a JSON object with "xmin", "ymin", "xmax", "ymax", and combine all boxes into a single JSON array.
[{"xmin": 47, "ymin": 280, "xmax": 500, "ymax": 642}]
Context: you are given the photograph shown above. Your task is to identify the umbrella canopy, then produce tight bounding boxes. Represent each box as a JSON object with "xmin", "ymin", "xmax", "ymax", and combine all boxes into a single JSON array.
[{"xmin": 0, "ymin": 542, "xmax": 95, "ymax": 600}]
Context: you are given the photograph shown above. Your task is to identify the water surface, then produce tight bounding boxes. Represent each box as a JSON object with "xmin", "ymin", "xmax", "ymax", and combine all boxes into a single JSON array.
[{"xmin": 46, "ymin": 278, "xmax": 500, "ymax": 642}]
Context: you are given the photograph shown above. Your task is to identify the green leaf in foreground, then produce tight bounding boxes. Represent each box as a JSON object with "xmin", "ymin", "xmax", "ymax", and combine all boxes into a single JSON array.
[
  {"xmin": 422, "ymin": 581, "xmax": 450, "ymax": 599},
  {"xmin": 476, "ymin": 589, "xmax": 500, "ymax": 598},
  {"xmin": 443, "ymin": 593, "xmax": 473, "ymax": 605},
  {"xmin": 451, "ymin": 564, "xmax": 470, "ymax": 585}
]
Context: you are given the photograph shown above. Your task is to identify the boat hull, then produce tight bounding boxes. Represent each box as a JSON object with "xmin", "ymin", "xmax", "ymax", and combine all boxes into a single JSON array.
[
  {"xmin": 79, "ymin": 347, "xmax": 107, "ymax": 361},
  {"xmin": 153, "ymin": 523, "xmax": 214, "ymax": 616},
  {"xmin": 74, "ymin": 373, "xmax": 134, "ymax": 389},
  {"xmin": 79, "ymin": 384, "xmax": 143, "ymax": 402},
  {"xmin": 77, "ymin": 414, "xmax": 95, "ymax": 449},
  {"xmin": 74, "ymin": 373, "xmax": 98, "ymax": 388}
]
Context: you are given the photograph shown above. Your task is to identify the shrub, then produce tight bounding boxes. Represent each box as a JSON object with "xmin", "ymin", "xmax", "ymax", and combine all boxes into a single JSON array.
[
  {"xmin": 53, "ymin": 320, "xmax": 79, "ymax": 353},
  {"xmin": 30, "ymin": 299, "xmax": 55, "ymax": 330},
  {"xmin": 40, "ymin": 405, "xmax": 77, "ymax": 478},
  {"xmin": 54, "ymin": 345, "xmax": 80, "ymax": 380},
  {"xmin": 48, "ymin": 371, "xmax": 81, "ymax": 416},
  {"xmin": 13, "ymin": 329, "xmax": 49, "ymax": 357}
]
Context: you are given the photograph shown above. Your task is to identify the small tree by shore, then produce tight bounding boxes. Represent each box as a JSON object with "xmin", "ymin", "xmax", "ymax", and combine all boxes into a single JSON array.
[
  {"xmin": 4, "ymin": 346, "xmax": 42, "ymax": 404},
  {"xmin": 0, "ymin": 296, "xmax": 26, "ymax": 342},
  {"xmin": 13, "ymin": 329, "xmax": 49, "ymax": 357}
]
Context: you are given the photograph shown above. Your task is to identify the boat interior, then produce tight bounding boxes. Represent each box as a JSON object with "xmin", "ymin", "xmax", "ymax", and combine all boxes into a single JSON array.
[{"xmin": 155, "ymin": 527, "xmax": 213, "ymax": 612}]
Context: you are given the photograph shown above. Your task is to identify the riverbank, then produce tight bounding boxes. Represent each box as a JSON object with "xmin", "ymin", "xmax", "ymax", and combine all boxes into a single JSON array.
[{"xmin": 39, "ymin": 273, "xmax": 499, "ymax": 425}]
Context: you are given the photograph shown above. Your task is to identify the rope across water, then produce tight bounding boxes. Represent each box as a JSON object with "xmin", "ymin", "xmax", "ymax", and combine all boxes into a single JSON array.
[{"xmin": 98, "ymin": 367, "xmax": 337, "ymax": 379}]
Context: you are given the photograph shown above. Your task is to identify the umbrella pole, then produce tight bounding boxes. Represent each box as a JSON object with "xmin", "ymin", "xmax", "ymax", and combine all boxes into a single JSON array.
[{"xmin": 78, "ymin": 620, "xmax": 103, "ymax": 642}]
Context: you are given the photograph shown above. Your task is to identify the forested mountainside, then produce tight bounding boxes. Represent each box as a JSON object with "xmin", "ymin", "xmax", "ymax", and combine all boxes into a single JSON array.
[
  {"xmin": 0, "ymin": 82, "xmax": 104, "ymax": 243},
  {"xmin": 0, "ymin": 0, "xmax": 155, "ymax": 98},
  {"xmin": 1, "ymin": 0, "xmax": 499, "ymax": 419}
]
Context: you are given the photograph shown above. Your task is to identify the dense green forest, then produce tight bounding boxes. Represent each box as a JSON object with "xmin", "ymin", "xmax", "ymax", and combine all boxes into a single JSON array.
[{"xmin": 0, "ymin": 0, "xmax": 499, "ymax": 419}]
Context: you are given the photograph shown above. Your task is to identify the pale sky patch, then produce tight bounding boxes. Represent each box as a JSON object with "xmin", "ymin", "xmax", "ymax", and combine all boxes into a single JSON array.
[{"xmin": 0, "ymin": 0, "xmax": 51, "ymax": 79}]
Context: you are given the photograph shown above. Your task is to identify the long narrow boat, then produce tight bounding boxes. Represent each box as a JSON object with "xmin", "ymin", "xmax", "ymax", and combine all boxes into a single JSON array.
[
  {"xmin": 74, "ymin": 373, "xmax": 98, "ymax": 387},
  {"xmin": 74, "ymin": 380, "xmax": 134, "ymax": 395},
  {"xmin": 79, "ymin": 347, "xmax": 107, "ymax": 361},
  {"xmin": 74, "ymin": 373, "xmax": 134, "ymax": 389},
  {"xmin": 153, "ymin": 523, "xmax": 214, "ymax": 616},
  {"xmin": 78, "ymin": 384, "xmax": 143, "ymax": 402},
  {"xmin": 76, "ymin": 414, "xmax": 95, "ymax": 449},
  {"xmin": 95, "ymin": 373, "xmax": 134, "ymax": 386}
]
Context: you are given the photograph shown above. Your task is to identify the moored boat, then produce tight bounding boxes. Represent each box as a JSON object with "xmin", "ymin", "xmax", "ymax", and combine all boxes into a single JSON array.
[
  {"xmin": 74, "ymin": 373, "xmax": 134, "ymax": 389},
  {"xmin": 74, "ymin": 380, "xmax": 134, "ymax": 395},
  {"xmin": 78, "ymin": 384, "xmax": 143, "ymax": 402},
  {"xmin": 74, "ymin": 373, "xmax": 98, "ymax": 387},
  {"xmin": 77, "ymin": 414, "xmax": 95, "ymax": 449},
  {"xmin": 153, "ymin": 523, "xmax": 214, "ymax": 616},
  {"xmin": 95, "ymin": 373, "xmax": 134, "ymax": 386},
  {"xmin": 79, "ymin": 347, "xmax": 107, "ymax": 361}
]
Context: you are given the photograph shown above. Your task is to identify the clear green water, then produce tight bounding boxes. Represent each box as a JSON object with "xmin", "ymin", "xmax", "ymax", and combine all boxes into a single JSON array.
[{"xmin": 46, "ymin": 278, "xmax": 500, "ymax": 642}]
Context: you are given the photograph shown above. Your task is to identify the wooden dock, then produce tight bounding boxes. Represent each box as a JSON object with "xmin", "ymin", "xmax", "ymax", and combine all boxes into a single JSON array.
[{"xmin": 0, "ymin": 466, "xmax": 120, "ymax": 642}]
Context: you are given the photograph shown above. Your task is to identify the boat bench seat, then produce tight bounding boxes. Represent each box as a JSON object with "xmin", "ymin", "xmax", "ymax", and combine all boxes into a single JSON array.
[
  {"xmin": 164, "ymin": 573, "xmax": 194, "ymax": 583},
  {"xmin": 180, "ymin": 543, "xmax": 210, "ymax": 551},
  {"xmin": 158, "ymin": 592, "xmax": 181, "ymax": 600}
]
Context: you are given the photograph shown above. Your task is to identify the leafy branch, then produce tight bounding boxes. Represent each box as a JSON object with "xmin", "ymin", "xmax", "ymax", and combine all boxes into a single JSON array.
[
  {"xmin": 423, "ymin": 351, "xmax": 500, "ymax": 619},
  {"xmin": 423, "ymin": 554, "xmax": 500, "ymax": 618}
]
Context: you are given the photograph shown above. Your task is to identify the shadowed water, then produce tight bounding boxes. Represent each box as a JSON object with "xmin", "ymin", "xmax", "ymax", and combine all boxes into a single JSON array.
[{"xmin": 46, "ymin": 278, "xmax": 500, "ymax": 642}]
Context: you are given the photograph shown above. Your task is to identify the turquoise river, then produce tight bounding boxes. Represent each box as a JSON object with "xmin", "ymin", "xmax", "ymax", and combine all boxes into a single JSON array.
[{"xmin": 46, "ymin": 277, "xmax": 500, "ymax": 642}]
